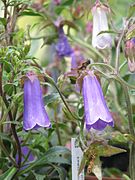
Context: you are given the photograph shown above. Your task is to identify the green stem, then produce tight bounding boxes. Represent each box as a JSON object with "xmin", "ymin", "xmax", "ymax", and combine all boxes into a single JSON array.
[
  {"xmin": 115, "ymin": 21, "xmax": 129, "ymax": 74},
  {"xmin": 54, "ymin": 107, "xmax": 62, "ymax": 145},
  {"xmin": 89, "ymin": 63, "xmax": 135, "ymax": 89},
  {"xmin": 44, "ymin": 73, "xmax": 79, "ymax": 120},
  {"xmin": 122, "ymin": 85, "xmax": 134, "ymax": 135},
  {"xmin": 122, "ymin": 85, "xmax": 135, "ymax": 179}
]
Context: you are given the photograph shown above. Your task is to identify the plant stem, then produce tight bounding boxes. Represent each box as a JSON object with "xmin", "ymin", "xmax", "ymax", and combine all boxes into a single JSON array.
[
  {"xmin": 122, "ymin": 85, "xmax": 135, "ymax": 179},
  {"xmin": 115, "ymin": 21, "xmax": 128, "ymax": 74},
  {"xmin": 0, "ymin": 64, "xmax": 3, "ymax": 97},
  {"xmin": 54, "ymin": 107, "xmax": 62, "ymax": 145},
  {"xmin": 2, "ymin": 95, "xmax": 22, "ymax": 168}
]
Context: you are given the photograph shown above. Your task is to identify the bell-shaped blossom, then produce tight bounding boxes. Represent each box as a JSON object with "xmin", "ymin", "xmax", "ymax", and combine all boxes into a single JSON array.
[
  {"xmin": 91, "ymin": 1, "xmax": 112, "ymax": 49},
  {"xmin": 55, "ymin": 27, "xmax": 73, "ymax": 57},
  {"xmin": 125, "ymin": 38, "xmax": 135, "ymax": 72},
  {"xmin": 82, "ymin": 71, "xmax": 114, "ymax": 131},
  {"xmin": 23, "ymin": 71, "xmax": 51, "ymax": 130}
]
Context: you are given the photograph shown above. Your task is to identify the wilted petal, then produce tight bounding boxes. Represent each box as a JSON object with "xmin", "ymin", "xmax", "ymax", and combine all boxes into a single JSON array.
[
  {"xmin": 92, "ymin": 3, "xmax": 112, "ymax": 49},
  {"xmin": 23, "ymin": 71, "xmax": 51, "ymax": 130},
  {"xmin": 82, "ymin": 71, "xmax": 114, "ymax": 131}
]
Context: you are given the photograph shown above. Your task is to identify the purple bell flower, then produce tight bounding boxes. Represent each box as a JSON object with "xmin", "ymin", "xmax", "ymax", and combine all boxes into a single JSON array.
[
  {"xmin": 55, "ymin": 28, "xmax": 73, "ymax": 57},
  {"xmin": 82, "ymin": 71, "xmax": 114, "ymax": 131},
  {"xmin": 23, "ymin": 71, "xmax": 51, "ymax": 130}
]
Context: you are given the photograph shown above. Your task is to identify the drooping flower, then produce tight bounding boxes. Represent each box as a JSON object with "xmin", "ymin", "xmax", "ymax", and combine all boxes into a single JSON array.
[
  {"xmin": 23, "ymin": 71, "xmax": 51, "ymax": 130},
  {"xmin": 125, "ymin": 38, "xmax": 135, "ymax": 72},
  {"xmin": 82, "ymin": 71, "xmax": 114, "ymax": 131},
  {"xmin": 55, "ymin": 27, "xmax": 73, "ymax": 58},
  {"xmin": 91, "ymin": 1, "xmax": 112, "ymax": 49}
]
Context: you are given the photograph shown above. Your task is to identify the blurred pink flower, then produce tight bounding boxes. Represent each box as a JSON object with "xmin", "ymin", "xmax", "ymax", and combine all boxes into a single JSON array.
[
  {"xmin": 53, "ymin": 0, "xmax": 61, "ymax": 5},
  {"xmin": 86, "ymin": 21, "xmax": 93, "ymax": 33},
  {"xmin": 125, "ymin": 38, "xmax": 135, "ymax": 72}
]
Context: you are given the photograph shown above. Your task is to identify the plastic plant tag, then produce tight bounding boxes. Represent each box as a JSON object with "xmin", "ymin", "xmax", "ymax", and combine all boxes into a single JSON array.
[{"xmin": 71, "ymin": 138, "xmax": 84, "ymax": 180}]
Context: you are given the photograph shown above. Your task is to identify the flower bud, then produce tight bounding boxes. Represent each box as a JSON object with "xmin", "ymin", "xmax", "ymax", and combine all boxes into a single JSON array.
[{"xmin": 125, "ymin": 38, "xmax": 135, "ymax": 72}]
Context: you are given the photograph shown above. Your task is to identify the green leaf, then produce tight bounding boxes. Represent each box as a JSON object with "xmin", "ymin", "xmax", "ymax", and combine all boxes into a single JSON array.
[
  {"xmin": 19, "ymin": 9, "xmax": 44, "ymax": 17},
  {"xmin": 0, "ymin": 18, "xmax": 6, "ymax": 26},
  {"xmin": 92, "ymin": 158, "xmax": 102, "ymax": 180},
  {"xmin": 78, "ymin": 155, "xmax": 87, "ymax": 175},
  {"xmin": 18, "ymin": 146, "xmax": 71, "ymax": 175},
  {"xmin": 0, "ymin": 132, "xmax": 13, "ymax": 142},
  {"xmin": 44, "ymin": 146, "xmax": 71, "ymax": 165},
  {"xmin": 127, "ymin": 3, "xmax": 135, "ymax": 18},
  {"xmin": 44, "ymin": 92, "xmax": 60, "ymax": 105},
  {"xmin": 97, "ymin": 30, "xmax": 117, "ymax": 36},
  {"xmin": 32, "ymin": 172, "xmax": 45, "ymax": 180},
  {"xmin": 4, "ymin": 83, "xmax": 15, "ymax": 96},
  {"xmin": 3, "ymin": 60, "xmax": 13, "ymax": 73},
  {"xmin": 41, "ymin": 34, "xmax": 58, "ymax": 46},
  {"xmin": 99, "ymin": 145, "xmax": 126, "ymax": 157},
  {"xmin": 51, "ymin": 165, "xmax": 67, "ymax": 180},
  {"xmin": 0, "ymin": 167, "xmax": 17, "ymax": 180}
]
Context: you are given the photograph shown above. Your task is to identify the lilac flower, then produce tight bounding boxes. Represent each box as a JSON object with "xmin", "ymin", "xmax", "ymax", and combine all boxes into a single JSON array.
[
  {"xmin": 55, "ymin": 27, "xmax": 73, "ymax": 57},
  {"xmin": 82, "ymin": 71, "xmax": 114, "ymax": 131},
  {"xmin": 23, "ymin": 71, "xmax": 51, "ymax": 130},
  {"xmin": 92, "ymin": 1, "xmax": 112, "ymax": 49}
]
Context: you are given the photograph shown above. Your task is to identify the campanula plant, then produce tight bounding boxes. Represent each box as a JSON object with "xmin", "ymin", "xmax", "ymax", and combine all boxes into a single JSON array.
[{"xmin": 0, "ymin": 0, "xmax": 135, "ymax": 179}]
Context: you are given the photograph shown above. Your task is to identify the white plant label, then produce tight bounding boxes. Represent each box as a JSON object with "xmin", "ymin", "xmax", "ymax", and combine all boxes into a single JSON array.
[{"xmin": 71, "ymin": 138, "xmax": 84, "ymax": 180}]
